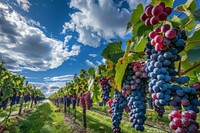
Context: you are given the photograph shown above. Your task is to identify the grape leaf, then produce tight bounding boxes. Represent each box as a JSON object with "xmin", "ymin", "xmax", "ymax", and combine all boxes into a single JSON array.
[
  {"xmin": 180, "ymin": 15, "xmax": 196, "ymax": 31},
  {"xmin": 109, "ymin": 52, "xmax": 125, "ymax": 64},
  {"xmin": 181, "ymin": 58, "xmax": 200, "ymax": 78},
  {"xmin": 101, "ymin": 41, "xmax": 123, "ymax": 62},
  {"xmin": 88, "ymin": 67, "xmax": 95, "ymax": 77},
  {"xmin": 171, "ymin": 15, "xmax": 182, "ymax": 28},
  {"xmin": 133, "ymin": 36, "xmax": 148, "ymax": 53},
  {"xmin": 186, "ymin": 26, "xmax": 200, "ymax": 51},
  {"xmin": 130, "ymin": 4, "xmax": 144, "ymax": 27},
  {"xmin": 174, "ymin": 0, "xmax": 197, "ymax": 12},
  {"xmin": 151, "ymin": 0, "xmax": 174, "ymax": 7},
  {"xmin": 187, "ymin": 46, "xmax": 200, "ymax": 64},
  {"xmin": 191, "ymin": 9, "xmax": 200, "ymax": 21}
]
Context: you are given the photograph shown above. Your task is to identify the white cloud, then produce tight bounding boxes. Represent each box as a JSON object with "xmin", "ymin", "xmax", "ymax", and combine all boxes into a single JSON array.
[
  {"xmin": 85, "ymin": 59, "xmax": 96, "ymax": 68},
  {"xmin": 0, "ymin": 3, "xmax": 80, "ymax": 72},
  {"xmin": 127, "ymin": 0, "xmax": 151, "ymax": 10},
  {"xmin": 29, "ymin": 81, "xmax": 66, "ymax": 97},
  {"xmin": 16, "ymin": 0, "xmax": 30, "ymax": 12},
  {"xmin": 62, "ymin": 0, "xmax": 131, "ymax": 47},
  {"xmin": 64, "ymin": 35, "xmax": 72, "ymax": 45},
  {"xmin": 89, "ymin": 54, "xmax": 97, "ymax": 57},
  {"xmin": 44, "ymin": 75, "xmax": 74, "ymax": 82},
  {"xmin": 102, "ymin": 58, "xmax": 106, "ymax": 64}
]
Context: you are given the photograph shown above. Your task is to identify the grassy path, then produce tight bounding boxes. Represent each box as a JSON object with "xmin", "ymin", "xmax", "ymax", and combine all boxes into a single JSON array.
[{"xmin": 11, "ymin": 101, "xmax": 71, "ymax": 133}]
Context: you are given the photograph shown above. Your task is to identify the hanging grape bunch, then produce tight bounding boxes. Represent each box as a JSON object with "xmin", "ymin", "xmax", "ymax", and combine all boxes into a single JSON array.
[
  {"xmin": 143, "ymin": 2, "xmax": 200, "ymax": 133},
  {"xmin": 110, "ymin": 90, "xmax": 127, "ymax": 133},
  {"xmin": 80, "ymin": 93, "xmax": 91, "ymax": 110},
  {"xmin": 121, "ymin": 62, "xmax": 148, "ymax": 131},
  {"xmin": 140, "ymin": 2, "xmax": 172, "ymax": 26},
  {"xmin": 100, "ymin": 77, "xmax": 111, "ymax": 105}
]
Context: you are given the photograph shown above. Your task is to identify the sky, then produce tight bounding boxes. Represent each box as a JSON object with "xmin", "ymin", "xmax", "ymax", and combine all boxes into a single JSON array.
[{"xmin": 0, "ymin": 0, "xmax": 199, "ymax": 97}]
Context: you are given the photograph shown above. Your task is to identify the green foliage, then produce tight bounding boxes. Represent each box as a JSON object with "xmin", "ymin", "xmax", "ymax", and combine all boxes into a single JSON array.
[
  {"xmin": 174, "ymin": 0, "xmax": 197, "ymax": 12},
  {"xmin": 151, "ymin": 0, "xmax": 174, "ymax": 7},
  {"xmin": 187, "ymin": 46, "xmax": 200, "ymax": 64},
  {"xmin": 192, "ymin": 9, "xmax": 200, "ymax": 21},
  {"xmin": 101, "ymin": 41, "xmax": 124, "ymax": 63},
  {"xmin": 131, "ymin": 36, "xmax": 148, "ymax": 53}
]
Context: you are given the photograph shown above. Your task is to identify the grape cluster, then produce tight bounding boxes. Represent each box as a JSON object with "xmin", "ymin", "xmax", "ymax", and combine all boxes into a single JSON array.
[
  {"xmin": 100, "ymin": 77, "xmax": 111, "ymax": 105},
  {"xmin": 140, "ymin": 2, "xmax": 172, "ymax": 26},
  {"xmin": 191, "ymin": 82, "xmax": 200, "ymax": 95},
  {"xmin": 66, "ymin": 96, "xmax": 71, "ymax": 107},
  {"xmin": 170, "ymin": 86, "xmax": 200, "ymax": 113},
  {"xmin": 80, "ymin": 93, "xmax": 91, "ymax": 110},
  {"xmin": 1, "ymin": 98, "xmax": 8, "ymax": 109},
  {"xmin": 121, "ymin": 62, "xmax": 148, "ymax": 131},
  {"xmin": 110, "ymin": 91, "xmax": 127, "ymax": 133},
  {"xmin": 149, "ymin": 24, "xmax": 186, "ymax": 52},
  {"xmin": 169, "ymin": 110, "xmax": 199, "ymax": 133},
  {"xmin": 153, "ymin": 102, "xmax": 165, "ymax": 118}
]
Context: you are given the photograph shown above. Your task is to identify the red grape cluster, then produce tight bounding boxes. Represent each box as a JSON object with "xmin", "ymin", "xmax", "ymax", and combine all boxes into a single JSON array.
[
  {"xmin": 140, "ymin": 2, "xmax": 172, "ymax": 26},
  {"xmin": 169, "ymin": 110, "xmax": 199, "ymax": 133},
  {"xmin": 80, "ymin": 93, "xmax": 91, "ymax": 110},
  {"xmin": 149, "ymin": 24, "xmax": 179, "ymax": 51}
]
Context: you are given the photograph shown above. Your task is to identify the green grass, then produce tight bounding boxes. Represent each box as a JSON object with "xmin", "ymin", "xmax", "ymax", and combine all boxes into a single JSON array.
[
  {"xmin": 10, "ymin": 101, "xmax": 70, "ymax": 133},
  {"xmin": 74, "ymin": 107, "xmax": 167, "ymax": 133}
]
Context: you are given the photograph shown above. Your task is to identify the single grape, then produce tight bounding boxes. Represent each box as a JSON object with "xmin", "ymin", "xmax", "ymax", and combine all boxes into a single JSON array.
[
  {"xmin": 152, "ymin": 5, "xmax": 163, "ymax": 16},
  {"xmin": 165, "ymin": 29, "xmax": 177, "ymax": 39}
]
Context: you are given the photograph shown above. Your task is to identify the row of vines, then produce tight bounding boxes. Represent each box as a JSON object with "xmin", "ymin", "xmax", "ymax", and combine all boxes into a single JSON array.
[
  {"xmin": 50, "ymin": 0, "xmax": 200, "ymax": 132},
  {"xmin": 0, "ymin": 62, "xmax": 45, "ymax": 131}
]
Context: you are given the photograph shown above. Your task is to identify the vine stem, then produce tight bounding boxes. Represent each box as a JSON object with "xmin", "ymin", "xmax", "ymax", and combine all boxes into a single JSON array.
[
  {"xmin": 178, "ymin": 58, "xmax": 182, "ymax": 77},
  {"xmin": 187, "ymin": 40, "xmax": 200, "ymax": 46},
  {"xmin": 181, "ymin": 62, "xmax": 200, "ymax": 75}
]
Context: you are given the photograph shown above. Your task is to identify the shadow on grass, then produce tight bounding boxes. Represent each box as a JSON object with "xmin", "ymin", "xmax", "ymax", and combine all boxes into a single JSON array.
[
  {"xmin": 74, "ymin": 109, "xmax": 113, "ymax": 133},
  {"xmin": 11, "ymin": 103, "xmax": 53, "ymax": 133}
]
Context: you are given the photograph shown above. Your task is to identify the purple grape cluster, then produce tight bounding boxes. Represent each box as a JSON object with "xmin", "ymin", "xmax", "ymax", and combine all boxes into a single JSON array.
[
  {"xmin": 111, "ymin": 90, "xmax": 127, "ymax": 133},
  {"xmin": 100, "ymin": 77, "xmax": 111, "ymax": 105},
  {"xmin": 121, "ymin": 62, "xmax": 148, "ymax": 131},
  {"xmin": 170, "ymin": 86, "xmax": 200, "ymax": 113}
]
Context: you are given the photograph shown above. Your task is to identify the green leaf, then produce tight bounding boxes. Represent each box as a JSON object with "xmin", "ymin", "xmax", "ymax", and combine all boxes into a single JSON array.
[
  {"xmin": 174, "ymin": 0, "xmax": 197, "ymax": 12},
  {"xmin": 181, "ymin": 59, "xmax": 200, "ymax": 78},
  {"xmin": 186, "ymin": 26, "xmax": 200, "ymax": 51},
  {"xmin": 133, "ymin": 36, "xmax": 148, "ymax": 52},
  {"xmin": 191, "ymin": 9, "xmax": 200, "ymax": 21},
  {"xmin": 130, "ymin": 4, "xmax": 144, "ymax": 27},
  {"xmin": 185, "ymin": 0, "xmax": 197, "ymax": 11},
  {"xmin": 187, "ymin": 46, "xmax": 200, "ymax": 64},
  {"xmin": 109, "ymin": 52, "xmax": 125, "ymax": 64},
  {"xmin": 101, "ymin": 41, "xmax": 123, "ymax": 62},
  {"xmin": 132, "ymin": 21, "xmax": 153, "ymax": 38},
  {"xmin": 171, "ymin": 15, "xmax": 182, "ymax": 28},
  {"xmin": 88, "ymin": 67, "xmax": 95, "ymax": 77},
  {"xmin": 180, "ymin": 16, "xmax": 196, "ymax": 31},
  {"xmin": 151, "ymin": 0, "xmax": 174, "ymax": 7}
]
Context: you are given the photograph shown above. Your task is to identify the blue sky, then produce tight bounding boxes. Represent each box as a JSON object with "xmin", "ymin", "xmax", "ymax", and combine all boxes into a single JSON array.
[{"xmin": 0, "ymin": 0, "xmax": 199, "ymax": 97}]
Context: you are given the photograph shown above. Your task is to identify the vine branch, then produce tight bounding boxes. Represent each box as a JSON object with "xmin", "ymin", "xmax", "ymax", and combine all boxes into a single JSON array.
[
  {"xmin": 187, "ymin": 40, "xmax": 200, "ymax": 46},
  {"xmin": 181, "ymin": 62, "xmax": 200, "ymax": 75}
]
